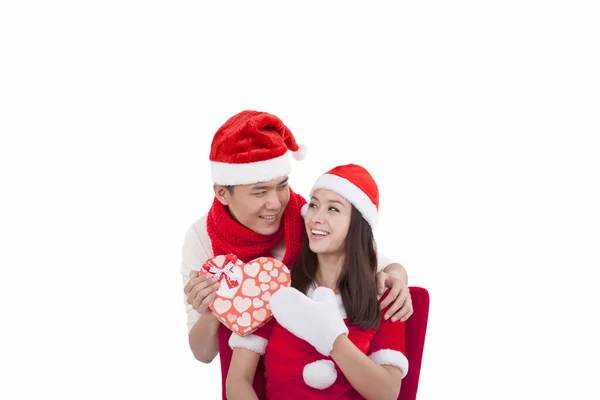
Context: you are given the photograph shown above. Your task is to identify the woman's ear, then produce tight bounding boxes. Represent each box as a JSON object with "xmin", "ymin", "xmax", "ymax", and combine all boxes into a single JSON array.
[{"xmin": 214, "ymin": 184, "xmax": 230, "ymax": 205}]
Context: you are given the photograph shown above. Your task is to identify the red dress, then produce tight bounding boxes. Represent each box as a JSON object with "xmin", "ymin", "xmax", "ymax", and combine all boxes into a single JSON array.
[{"xmin": 232, "ymin": 290, "xmax": 408, "ymax": 400}]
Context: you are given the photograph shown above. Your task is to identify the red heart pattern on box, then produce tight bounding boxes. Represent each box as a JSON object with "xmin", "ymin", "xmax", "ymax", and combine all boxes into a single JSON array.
[{"xmin": 200, "ymin": 254, "xmax": 291, "ymax": 336}]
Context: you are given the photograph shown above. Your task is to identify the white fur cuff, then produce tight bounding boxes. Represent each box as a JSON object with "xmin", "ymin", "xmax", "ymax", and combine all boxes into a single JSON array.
[
  {"xmin": 369, "ymin": 349, "xmax": 409, "ymax": 378},
  {"xmin": 228, "ymin": 333, "xmax": 268, "ymax": 355}
]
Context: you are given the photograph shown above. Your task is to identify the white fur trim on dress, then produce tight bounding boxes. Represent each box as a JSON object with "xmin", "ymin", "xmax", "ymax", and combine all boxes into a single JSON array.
[
  {"xmin": 369, "ymin": 349, "xmax": 409, "ymax": 378},
  {"xmin": 228, "ymin": 333, "xmax": 268, "ymax": 355},
  {"xmin": 310, "ymin": 173, "xmax": 379, "ymax": 228},
  {"xmin": 211, "ymin": 152, "xmax": 291, "ymax": 185},
  {"xmin": 303, "ymin": 359, "xmax": 337, "ymax": 389}
]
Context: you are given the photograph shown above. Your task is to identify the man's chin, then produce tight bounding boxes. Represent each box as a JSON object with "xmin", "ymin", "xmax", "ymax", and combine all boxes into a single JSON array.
[{"xmin": 253, "ymin": 222, "xmax": 281, "ymax": 236}]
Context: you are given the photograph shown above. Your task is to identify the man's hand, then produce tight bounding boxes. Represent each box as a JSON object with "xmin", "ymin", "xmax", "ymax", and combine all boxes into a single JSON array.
[
  {"xmin": 376, "ymin": 271, "xmax": 413, "ymax": 322},
  {"xmin": 184, "ymin": 270, "xmax": 220, "ymax": 314}
]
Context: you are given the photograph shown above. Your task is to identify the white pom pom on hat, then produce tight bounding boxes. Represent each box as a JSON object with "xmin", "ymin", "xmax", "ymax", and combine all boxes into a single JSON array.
[{"xmin": 292, "ymin": 143, "xmax": 308, "ymax": 161}]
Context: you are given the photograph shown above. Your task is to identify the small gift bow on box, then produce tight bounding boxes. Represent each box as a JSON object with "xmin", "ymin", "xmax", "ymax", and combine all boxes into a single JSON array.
[{"xmin": 202, "ymin": 253, "xmax": 240, "ymax": 289}]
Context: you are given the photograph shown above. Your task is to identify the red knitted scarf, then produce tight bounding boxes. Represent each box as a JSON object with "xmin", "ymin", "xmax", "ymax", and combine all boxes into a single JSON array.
[{"xmin": 206, "ymin": 187, "xmax": 306, "ymax": 266}]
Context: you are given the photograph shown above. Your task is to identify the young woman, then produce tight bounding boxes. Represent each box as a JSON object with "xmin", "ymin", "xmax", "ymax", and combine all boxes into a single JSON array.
[{"xmin": 226, "ymin": 164, "xmax": 408, "ymax": 400}]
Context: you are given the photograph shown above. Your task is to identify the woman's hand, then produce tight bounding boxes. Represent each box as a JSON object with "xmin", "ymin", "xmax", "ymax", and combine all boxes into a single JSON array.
[{"xmin": 270, "ymin": 286, "xmax": 348, "ymax": 356}]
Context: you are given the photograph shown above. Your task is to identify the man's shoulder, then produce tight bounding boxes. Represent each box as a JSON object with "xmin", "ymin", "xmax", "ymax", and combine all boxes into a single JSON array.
[
  {"xmin": 188, "ymin": 213, "xmax": 208, "ymax": 232},
  {"xmin": 183, "ymin": 213, "xmax": 207, "ymax": 238},
  {"xmin": 183, "ymin": 213, "xmax": 212, "ymax": 257}
]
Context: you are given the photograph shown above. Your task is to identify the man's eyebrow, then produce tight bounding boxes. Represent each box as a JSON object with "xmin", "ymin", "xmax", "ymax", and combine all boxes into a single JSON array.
[
  {"xmin": 249, "ymin": 177, "xmax": 289, "ymax": 191},
  {"xmin": 250, "ymin": 184, "xmax": 268, "ymax": 191}
]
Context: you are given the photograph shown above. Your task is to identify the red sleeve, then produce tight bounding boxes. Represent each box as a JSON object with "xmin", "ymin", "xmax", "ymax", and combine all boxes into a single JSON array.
[
  {"xmin": 368, "ymin": 291, "xmax": 409, "ymax": 377},
  {"xmin": 252, "ymin": 318, "xmax": 273, "ymax": 340}
]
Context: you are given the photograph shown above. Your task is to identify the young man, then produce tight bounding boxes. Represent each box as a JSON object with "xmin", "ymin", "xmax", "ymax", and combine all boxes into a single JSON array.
[{"xmin": 181, "ymin": 110, "xmax": 413, "ymax": 400}]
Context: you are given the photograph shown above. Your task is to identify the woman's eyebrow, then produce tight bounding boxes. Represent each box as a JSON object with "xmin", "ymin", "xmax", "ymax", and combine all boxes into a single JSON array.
[{"xmin": 327, "ymin": 199, "xmax": 346, "ymax": 207}]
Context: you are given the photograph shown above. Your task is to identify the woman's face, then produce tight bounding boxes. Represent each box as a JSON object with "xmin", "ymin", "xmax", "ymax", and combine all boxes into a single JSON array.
[{"xmin": 304, "ymin": 189, "xmax": 352, "ymax": 255}]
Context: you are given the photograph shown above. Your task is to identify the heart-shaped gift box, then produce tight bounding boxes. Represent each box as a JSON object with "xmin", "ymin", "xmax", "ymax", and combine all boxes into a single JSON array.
[{"xmin": 200, "ymin": 254, "xmax": 291, "ymax": 336}]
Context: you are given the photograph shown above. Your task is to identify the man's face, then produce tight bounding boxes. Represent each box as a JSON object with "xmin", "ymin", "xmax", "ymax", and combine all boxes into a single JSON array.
[{"xmin": 215, "ymin": 176, "xmax": 291, "ymax": 235}]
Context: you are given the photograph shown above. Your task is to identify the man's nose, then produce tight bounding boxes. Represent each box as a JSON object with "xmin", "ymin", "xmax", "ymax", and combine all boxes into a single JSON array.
[{"xmin": 265, "ymin": 191, "xmax": 281, "ymax": 210}]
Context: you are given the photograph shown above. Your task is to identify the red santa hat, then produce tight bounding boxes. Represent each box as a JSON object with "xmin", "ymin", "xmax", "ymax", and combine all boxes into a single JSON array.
[
  {"xmin": 209, "ymin": 110, "xmax": 307, "ymax": 185},
  {"xmin": 302, "ymin": 163, "xmax": 379, "ymax": 228}
]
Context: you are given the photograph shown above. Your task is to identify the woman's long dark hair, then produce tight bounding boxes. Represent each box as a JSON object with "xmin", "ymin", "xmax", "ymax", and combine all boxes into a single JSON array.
[{"xmin": 291, "ymin": 205, "xmax": 380, "ymax": 329}]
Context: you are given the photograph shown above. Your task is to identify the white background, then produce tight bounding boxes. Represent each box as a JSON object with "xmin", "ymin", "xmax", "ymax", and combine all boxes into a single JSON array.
[{"xmin": 1, "ymin": 1, "xmax": 599, "ymax": 399}]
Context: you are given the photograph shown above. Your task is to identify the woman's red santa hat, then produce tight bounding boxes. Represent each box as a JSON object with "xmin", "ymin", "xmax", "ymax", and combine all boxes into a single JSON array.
[
  {"xmin": 209, "ymin": 110, "xmax": 307, "ymax": 185},
  {"xmin": 302, "ymin": 163, "xmax": 379, "ymax": 228}
]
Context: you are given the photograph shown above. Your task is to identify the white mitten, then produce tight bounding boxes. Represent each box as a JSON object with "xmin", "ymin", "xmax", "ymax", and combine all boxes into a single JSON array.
[{"xmin": 270, "ymin": 286, "xmax": 348, "ymax": 356}]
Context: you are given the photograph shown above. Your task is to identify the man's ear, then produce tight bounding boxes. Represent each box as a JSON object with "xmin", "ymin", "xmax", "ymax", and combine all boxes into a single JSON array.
[{"xmin": 214, "ymin": 184, "xmax": 230, "ymax": 205}]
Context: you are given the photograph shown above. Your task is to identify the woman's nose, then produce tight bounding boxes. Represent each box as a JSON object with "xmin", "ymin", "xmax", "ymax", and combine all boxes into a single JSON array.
[{"xmin": 309, "ymin": 208, "xmax": 325, "ymax": 224}]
